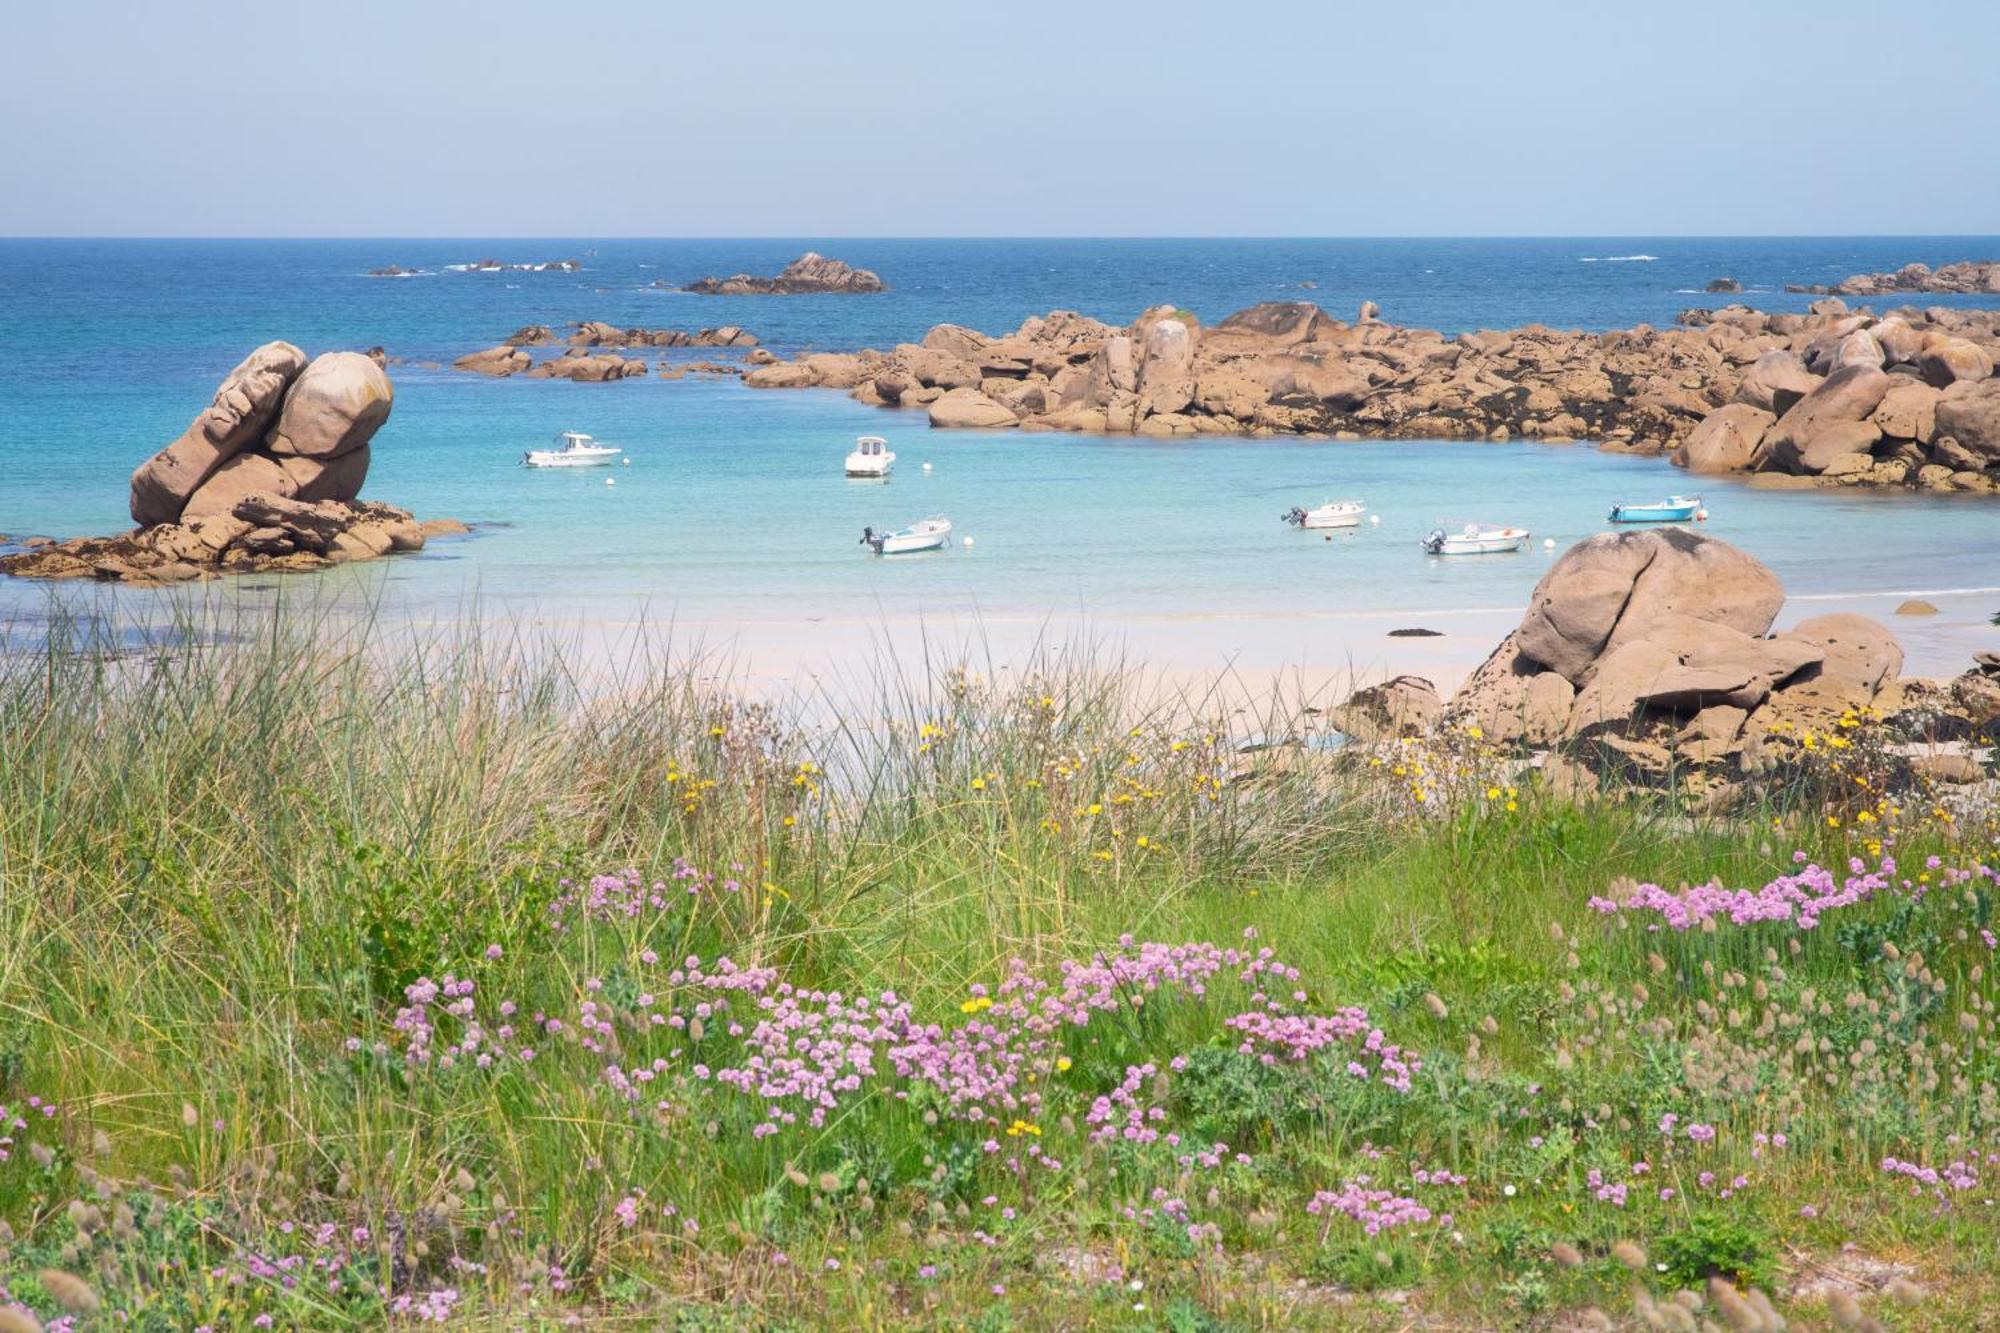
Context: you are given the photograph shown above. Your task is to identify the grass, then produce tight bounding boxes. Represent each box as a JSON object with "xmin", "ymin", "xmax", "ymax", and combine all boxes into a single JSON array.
[{"xmin": 0, "ymin": 593, "xmax": 1993, "ymax": 1329}]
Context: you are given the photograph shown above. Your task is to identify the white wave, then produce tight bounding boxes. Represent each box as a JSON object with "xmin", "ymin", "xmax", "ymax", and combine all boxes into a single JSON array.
[
  {"xmin": 1603, "ymin": 254, "xmax": 1658, "ymax": 262},
  {"xmin": 1579, "ymin": 257, "xmax": 1600, "ymax": 262},
  {"xmin": 1789, "ymin": 586, "xmax": 2000, "ymax": 601}
]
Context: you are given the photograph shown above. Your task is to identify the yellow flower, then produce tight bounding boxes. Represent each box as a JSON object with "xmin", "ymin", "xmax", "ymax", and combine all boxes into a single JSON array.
[
  {"xmin": 970, "ymin": 777, "xmax": 986, "ymax": 790},
  {"xmin": 1055, "ymin": 1056, "xmax": 1072, "ymax": 1072},
  {"xmin": 1086, "ymin": 803, "xmax": 1103, "ymax": 816},
  {"xmin": 782, "ymin": 815, "xmax": 796, "ymax": 828}
]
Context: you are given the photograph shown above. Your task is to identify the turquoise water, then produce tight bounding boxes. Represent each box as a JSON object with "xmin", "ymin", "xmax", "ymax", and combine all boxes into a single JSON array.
[{"xmin": 3, "ymin": 238, "xmax": 1998, "ymax": 644}]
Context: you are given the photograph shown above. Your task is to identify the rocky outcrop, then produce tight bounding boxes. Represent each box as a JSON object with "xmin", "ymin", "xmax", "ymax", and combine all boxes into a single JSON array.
[
  {"xmin": 684, "ymin": 252, "xmax": 885, "ymax": 295},
  {"xmin": 454, "ymin": 325, "xmax": 759, "ymax": 377},
  {"xmin": 0, "ymin": 497, "xmax": 456, "ymax": 583},
  {"xmin": 1789, "ymin": 260, "xmax": 2000, "ymax": 297},
  {"xmin": 1705, "ymin": 278, "xmax": 1742, "ymax": 293},
  {"xmin": 711, "ymin": 294, "xmax": 1999, "ymax": 495},
  {"xmin": 129, "ymin": 342, "xmax": 310, "ymax": 527},
  {"xmin": 562, "ymin": 322, "xmax": 757, "ymax": 349},
  {"xmin": 1667, "ymin": 301, "xmax": 2000, "ymax": 492},
  {"xmin": 453, "ymin": 345, "xmax": 533, "ymax": 376},
  {"xmin": 1436, "ymin": 532, "xmax": 1908, "ymax": 778},
  {"xmin": 522, "ymin": 350, "xmax": 648, "ymax": 382},
  {"xmin": 11, "ymin": 345, "xmax": 456, "ymax": 585},
  {"xmin": 129, "ymin": 345, "xmax": 390, "ymax": 526}
]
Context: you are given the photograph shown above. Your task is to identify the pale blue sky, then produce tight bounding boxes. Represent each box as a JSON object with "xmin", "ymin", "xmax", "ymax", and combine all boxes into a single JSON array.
[{"xmin": 4, "ymin": 0, "xmax": 1995, "ymax": 237}]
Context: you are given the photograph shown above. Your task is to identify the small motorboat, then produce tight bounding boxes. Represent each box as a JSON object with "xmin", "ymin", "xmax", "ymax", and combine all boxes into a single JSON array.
[
  {"xmin": 845, "ymin": 435, "xmax": 896, "ymax": 478},
  {"xmin": 523, "ymin": 430, "xmax": 622, "ymax": 468},
  {"xmin": 1283, "ymin": 500, "xmax": 1366, "ymax": 530},
  {"xmin": 1423, "ymin": 523, "xmax": 1531, "ymax": 555},
  {"xmin": 862, "ymin": 517, "xmax": 952, "ymax": 555},
  {"xmin": 1609, "ymin": 495, "xmax": 1702, "ymax": 523}
]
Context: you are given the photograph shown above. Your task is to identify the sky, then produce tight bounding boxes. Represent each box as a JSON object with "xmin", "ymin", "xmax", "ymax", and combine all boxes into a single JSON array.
[{"xmin": 4, "ymin": 0, "xmax": 1996, "ymax": 237}]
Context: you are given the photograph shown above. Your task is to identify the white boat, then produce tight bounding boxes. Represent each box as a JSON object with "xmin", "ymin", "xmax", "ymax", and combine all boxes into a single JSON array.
[
  {"xmin": 845, "ymin": 435, "xmax": 895, "ymax": 478},
  {"xmin": 1422, "ymin": 523, "xmax": 1531, "ymax": 555},
  {"xmin": 523, "ymin": 430, "xmax": 622, "ymax": 468},
  {"xmin": 1609, "ymin": 495, "xmax": 1702, "ymax": 524},
  {"xmin": 1283, "ymin": 500, "xmax": 1366, "ymax": 530},
  {"xmin": 862, "ymin": 517, "xmax": 952, "ymax": 555}
]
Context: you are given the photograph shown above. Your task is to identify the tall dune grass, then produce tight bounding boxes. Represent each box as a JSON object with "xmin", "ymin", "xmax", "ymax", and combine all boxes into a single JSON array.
[{"xmin": 0, "ymin": 595, "xmax": 1991, "ymax": 1329}]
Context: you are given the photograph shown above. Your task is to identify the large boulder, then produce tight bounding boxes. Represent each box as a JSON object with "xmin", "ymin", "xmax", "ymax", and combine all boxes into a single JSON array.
[
  {"xmin": 1328, "ymin": 675, "xmax": 1440, "ymax": 742},
  {"xmin": 1515, "ymin": 530, "xmax": 1785, "ymax": 686},
  {"xmin": 1759, "ymin": 364, "xmax": 1891, "ymax": 474},
  {"xmin": 181, "ymin": 453, "xmax": 299, "ymax": 518},
  {"xmin": 927, "ymin": 388, "xmax": 1019, "ymax": 429},
  {"xmin": 1446, "ymin": 634, "xmax": 1575, "ymax": 745},
  {"xmin": 129, "ymin": 341, "xmax": 308, "ymax": 526},
  {"xmin": 1211, "ymin": 302, "xmax": 1332, "ymax": 346},
  {"xmin": 1934, "ymin": 379, "xmax": 2000, "ymax": 462},
  {"xmin": 452, "ymin": 345, "xmax": 531, "ymax": 377},
  {"xmin": 1568, "ymin": 617, "xmax": 1823, "ymax": 733},
  {"xmin": 1915, "ymin": 337, "xmax": 1994, "ymax": 388},
  {"xmin": 1135, "ymin": 317, "xmax": 1197, "ymax": 418},
  {"xmin": 1676, "ymin": 403, "xmax": 1773, "ymax": 474},
  {"xmin": 1870, "ymin": 381, "xmax": 1940, "ymax": 443},
  {"xmin": 1758, "ymin": 613, "xmax": 1904, "ymax": 722},
  {"xmin": 265, "ymin": 352, "xmax": 394, "ymax": 458},
  {"xmin": 1732, "ymin": 349, "xmax": 1819, "ymax": 414}
]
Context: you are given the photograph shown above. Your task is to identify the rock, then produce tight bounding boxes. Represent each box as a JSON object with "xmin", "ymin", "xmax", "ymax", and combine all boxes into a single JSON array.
[
  {"xmin": 1760, "ymin": 613, "xmax": 1904, "ymax": 720},
  {"xmin": 1828, "ymin": 328, "xmax": 1886, "ymax": 372},
  {"xmin": 1447, "ymin": 634, "xmax": 1575, "ymax": 745},
  {"xmin": 1356, "ymin": 300, "xmax": 1381, "ymax": 323},
  {"xmin": 523, "ymin": 351, "xmax": 646, "ymax": 382},
  {"xmin": 1569, "ymin": 618, "xmax": 1822, "ymax": 732},
  {"xmin": 684, "ymin": 252, "xmax": 885, "ymax": 295},
  {"xmin": 1870, "ymin": 381, "xmax": 1940, "ymax": 443},
  {"xmin": 926, "ymin": 388, "xmax": 1019, "ymax": 429},
  {"xmin": 1135, "ymin": 316, "xmax": 1197, "ymax": 418},
  {"xmin": 1328, "ymin": 675, "xmax": 1441, "ymax": 741},
  {"xmin": 1210, "ymin": 302, "xmax": 1330, "ymax": 346},
  {"xmin": 181, "ymin": 452, "xmax": 300, "ymax": 518},
  {"xmin": 1732, "ymin": 349, "xmax": 1820, "ymax": 414},
  {"xmin": 265, "ymin": 352, "xmax": 394, "ymax": 459},
  {"xmin": 1934, "ymin": 380, "xmax": 2000, "ymax": 462},
  {"xmin": 1895, "ymin": 599, "xmax": 1939, "ymax": 616},
  {"xmin": 420, "ymin": 518, "xmax": 471, "ymax": 538},
  {"xmin": 1516, "ymin": 531, "xmax": 1785, "ymax": 686},
  {"xmin": 504, "ymin": 325, "xmax": 559, "ymax": 346},
  {"xmin": 452, "ymin": 345, "xmax": 532, "ymax": 377},
  {"xmin": 1759, "ymin": 364, "xmax": 1892, "ymax": 474},
  {"xmin": 1916, "ymin": 337, "xmax": 1994, "ymax": 388},
  {"xmin": 1676, "ymin": 403, "xmax": 1773, "ymax": 474},
  {"xmin": 129, "ymin": 341, "xmax": 309, "ymax": 526},
  {"xmin": 743, "ymin": 362, "xmax": 819, "ymax": 389},
  {"xmin": 1705, "ymin": 278, "xmax": 1742, "ymax": 293}
]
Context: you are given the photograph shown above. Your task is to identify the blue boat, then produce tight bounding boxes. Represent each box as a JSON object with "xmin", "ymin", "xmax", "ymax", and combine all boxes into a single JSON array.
[{"xmin": 1608, "ymin": 495, "xmax": 1702, "ymax": 524}]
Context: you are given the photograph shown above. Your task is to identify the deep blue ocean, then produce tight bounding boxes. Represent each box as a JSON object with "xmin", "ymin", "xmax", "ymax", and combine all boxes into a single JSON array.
[{"xmin": 2, "ymin": 237, "xmax": 1997, "ymax": 673}]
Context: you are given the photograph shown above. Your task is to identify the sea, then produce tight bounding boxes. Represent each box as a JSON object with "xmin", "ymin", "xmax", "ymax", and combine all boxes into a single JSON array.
[{"xmin": 2, "ymin": 238, "xmax": 1997, "ymax": 680}]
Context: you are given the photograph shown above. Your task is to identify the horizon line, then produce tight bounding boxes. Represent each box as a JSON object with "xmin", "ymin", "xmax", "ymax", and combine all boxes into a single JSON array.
[{"xmin": 4, "ymin": 232, "xmax": 2000, "ymax": 244}]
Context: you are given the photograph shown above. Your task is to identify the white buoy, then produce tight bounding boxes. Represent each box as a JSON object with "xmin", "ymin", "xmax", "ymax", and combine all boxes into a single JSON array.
[
  {"xmin": 1543, "ymin": 537, "xmax": 1555, "ymax": 550},
  {"xmin": 605, "ymin": 477, "xmax": 616, "ymax": 487},
  {"xmin": 623, "ymin": 457, "xmax": 631, "ymax": 466},
  {"xmin": 1695, "ymin": 508, "xmax": 1708, "ymax": 521},
  {"xmin": 962, "ymin": 536, "xmax": 974, "ymax": 548},
  {"xmin": 922, "ymin": 462, "xmax": 933, "ymax": 472},
  {"xmin": 1368, "ymin": 514, "xmax": 1381, "ymax": 526}
]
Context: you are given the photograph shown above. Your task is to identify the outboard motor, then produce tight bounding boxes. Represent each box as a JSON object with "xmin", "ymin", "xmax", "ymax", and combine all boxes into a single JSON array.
[
  {"xmin": 1283, "ymin": 507, "xmax": 1305, "ymax": 527},
  {"xmin": 860, "ymin": 526, "xmax": 874, "ymax": 546},
  {"xmin": 1423, "ymin": 528, "xmax": 1446, "ymax": 554}
]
